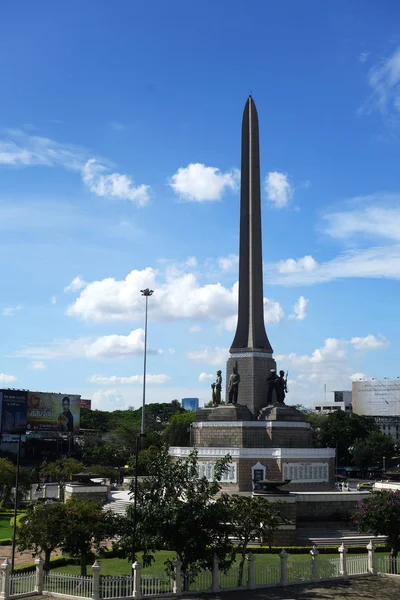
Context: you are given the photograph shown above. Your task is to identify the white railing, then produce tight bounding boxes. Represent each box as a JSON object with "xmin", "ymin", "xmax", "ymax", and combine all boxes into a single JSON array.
[
  {"xmin": 140, "ymin": 573, "xmax": 173, "ymax": 596},
  {"xmin": 182, "ymin": 570, "xmax": 212, "ymax": 592},
  {"xmin": 377, "ymin": 555, "xmax": 399, "ymax": 575},
  {"xmin": 219, "ymin": 566, "xmax": 246, "ymax": 589},
  {"xmin": 346, "ymin": 555, "xmax": 369, "ymax": 576},
  {"xmin": 100, "ymin": 575, "xmax": 132, "ymax": 599},
  {"xmin": 254, "ymin": 564, "xmax": 280, "ymax": 586},
  {"xmin": 287, "ymin": 560, "xmax": 313, "ymax": 583},
  {"xmin": 9, "ymin": 572, "xmax": 36, "ymax": 596},
  {"xmin": 43, "ymin": 572, "xmax": 93, "ymax": 598}
]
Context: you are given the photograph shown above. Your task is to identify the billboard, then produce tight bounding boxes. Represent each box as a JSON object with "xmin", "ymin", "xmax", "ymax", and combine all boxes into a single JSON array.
[
  {"xmin": 0, "ymin": 390, "xmax": 28, "ymax": 435},
  {"xmin": 80, "ymin": 398, "xmax": 92, "ymax": 409},
  {"xmin": 352, "ymin": 380, "xmax": 400, "ymax": 417},
  {"xmin": 27, "ymin": 392, "xmax": 81, "ymax": 432}
]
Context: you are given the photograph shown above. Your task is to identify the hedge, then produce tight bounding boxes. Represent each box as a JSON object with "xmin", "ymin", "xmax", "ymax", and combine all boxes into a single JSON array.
[
  {"xmin": 245, "ymin": 544, "xmax": 386, "ymax": 554},
  {"xmin": 14, "ymin": 556, "xmax": 71, "ymax": 573},
  {"xmin": 0, "ymin": 538, "xmax": 11, "ymax": 545}
]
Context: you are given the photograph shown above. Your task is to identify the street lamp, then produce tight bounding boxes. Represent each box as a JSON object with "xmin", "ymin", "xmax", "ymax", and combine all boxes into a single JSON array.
[{"xmin": 131, "ymin": 288, "xmax": 153, "ymax": 569}]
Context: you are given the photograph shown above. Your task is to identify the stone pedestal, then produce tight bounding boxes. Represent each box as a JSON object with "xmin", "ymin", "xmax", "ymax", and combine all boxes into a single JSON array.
[{"xmin": 226, "ymin": 352, "xmax": 276, "ymax": 417}]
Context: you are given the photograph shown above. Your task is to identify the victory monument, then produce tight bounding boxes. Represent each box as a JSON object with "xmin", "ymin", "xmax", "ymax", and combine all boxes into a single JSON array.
[{"xmin": 169, "ymin": 96, "xmax": 336, "ymax": 542}]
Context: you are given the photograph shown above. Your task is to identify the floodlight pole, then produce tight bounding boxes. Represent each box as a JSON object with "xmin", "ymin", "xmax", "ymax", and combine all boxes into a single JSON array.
[
  {"xmin": 11, "ymin": 434, "xmax": 22, "ymax": 574},
  {"xmin": 140, "ymin": 288, "xmax": 153, "ymax": 436}
]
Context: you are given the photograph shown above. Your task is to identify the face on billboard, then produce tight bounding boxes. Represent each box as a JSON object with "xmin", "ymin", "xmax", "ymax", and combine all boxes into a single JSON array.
[{"xmin": 27, "ymin": 393, "xmax": 80, "ymax": 432}]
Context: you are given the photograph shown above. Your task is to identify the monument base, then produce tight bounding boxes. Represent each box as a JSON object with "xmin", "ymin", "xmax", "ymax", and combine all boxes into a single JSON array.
[{"xmin": 226, "ymin": 353, "xmax": 276, "ymax": 416}]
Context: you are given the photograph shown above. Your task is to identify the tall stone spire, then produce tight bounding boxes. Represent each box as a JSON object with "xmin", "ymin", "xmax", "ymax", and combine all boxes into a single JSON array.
[
  {"xmin": 230, "ymin": 96, "xmax": 273, "ymax": 354},
  {"xmin": 226, "ymin": 96, "xmax": 276, "ymax": 417}
]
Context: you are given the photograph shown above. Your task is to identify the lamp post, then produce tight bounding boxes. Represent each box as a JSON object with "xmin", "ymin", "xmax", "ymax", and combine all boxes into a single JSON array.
[
  {"xmin": 383, "ymin": 456, "xmax": 386, "ymax": 475},
  {"xmin": 131, "ymin": 288, "xmax": 153, "ymax": 570}
]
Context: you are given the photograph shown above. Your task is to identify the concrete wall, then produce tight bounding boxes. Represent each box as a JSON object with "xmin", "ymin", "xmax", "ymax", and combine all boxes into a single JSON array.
[{"xmin": 295, "ymin": 491, "xmax": 370, "ymax": 521}]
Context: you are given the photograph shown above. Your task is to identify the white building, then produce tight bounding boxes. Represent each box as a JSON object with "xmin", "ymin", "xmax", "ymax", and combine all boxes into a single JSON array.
[
  {"xmin": 352, "ymin": 379, "xmax": 400, "ymax": 445},
  {"xmin": 313, "ymin": 391, "xmax": 352, "ymax": 414}
]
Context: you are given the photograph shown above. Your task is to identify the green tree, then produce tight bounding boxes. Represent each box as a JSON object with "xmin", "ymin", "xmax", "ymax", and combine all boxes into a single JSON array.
[
  {"xmin": 119, "ymin": 448, "xmax": 234, "ymax": 579},
  {"xmin": 353, "ymin": 431, "xmax": 394, "ymax": 471},
  {"xmin": 226, "ymin": 495, "xmax": 284, "ymax": 585},
  {"xmin": 163, "ymin": 412, "xmax": 196, "ymax": 447},
  {"xmin": 40, "ymin": 458, "xmax": 84, "ymax": 482},
  {"xmin": 17, "ymin": 503, "xmax": 67, "ymax": 571},
  {"xmin": 354, "ymin": 490, "xmax": 400, "ymax": 558},
  {"xmin": 61, "ymin": 499, "xmax": 117, "ymax": 575},
  {"xmin": 0, "ymin": 459, "xmax": 31, "ymax": 506}
]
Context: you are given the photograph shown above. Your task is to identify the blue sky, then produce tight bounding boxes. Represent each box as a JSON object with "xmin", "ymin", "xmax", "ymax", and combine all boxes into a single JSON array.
[{"xmin": 1, "ymin": 1, "xmax": 400, "ymax": 410}]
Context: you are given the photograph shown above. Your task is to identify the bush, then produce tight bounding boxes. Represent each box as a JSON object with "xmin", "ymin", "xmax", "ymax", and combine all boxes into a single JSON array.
[
  {"xmin": 9, "ymin": 513, "xmax": 26, "ymax": 528},
  {"xmin": 14, "ymin": 556, "xmax": 72, "ymax": 573},
  {"xmin": 0, "ymin": 538, "xmax": 11, "ymax": 545}
]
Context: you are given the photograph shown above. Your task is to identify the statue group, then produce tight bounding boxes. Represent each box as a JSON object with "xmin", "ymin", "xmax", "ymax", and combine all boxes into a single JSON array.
[{"xmin": 211, "ymin": 366, "xmax": 287, "ymax": 407}]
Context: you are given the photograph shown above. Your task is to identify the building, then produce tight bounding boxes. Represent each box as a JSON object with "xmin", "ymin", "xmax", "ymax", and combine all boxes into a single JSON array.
[
  {"xmin": 182, "ymin": 397, "xmax": 199, "ymax": 411},
  {"xmin": 313, "ymin": 390, "xmax": 352, "ymax": 414},
  {"xmin": 352, "ymin": 379, "xmax": 400, "ymax": 444}
]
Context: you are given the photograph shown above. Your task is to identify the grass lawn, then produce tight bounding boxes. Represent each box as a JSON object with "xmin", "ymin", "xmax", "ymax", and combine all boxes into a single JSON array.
[
  {"xmin": 52, "ymin": 552, "xmax": 342, "ymax": 576},
  {"xmin": 0, "ymin": 519, "xmax": 13, "ymax": 539}
]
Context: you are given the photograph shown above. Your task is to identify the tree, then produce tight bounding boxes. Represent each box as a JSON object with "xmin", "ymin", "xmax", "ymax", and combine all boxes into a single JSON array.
[
  {"xmin": 119, "ymin": 448, "xmax": 234, "ymax": 579},
  {"xmin": 18, "ymin": 503, "xmax": 67, "ymax": 571},
  {"xmin": 354, "ymin": 490, "xmax": 400, "ymax": 558},
  {"xmin": 0, "ymin": 458, "xmax": 31, "ymax": 506},
  {"xmin": 353, "ymin": 432, "xmax": 395, "ymax": 472},
  {"xmin": 225, "ymin": 495, "xmax": 284, "ymax": 586},
  {"xmin": 40, "ymin": 458, "xmax": 84, "ymax": 482},
  {"xmin": 60, "ymin": 499, "xmax": 117, "ymax": 575},
  {"xmin": 163, "ymin": 412, "xmax": 196, "ymax": 447}
]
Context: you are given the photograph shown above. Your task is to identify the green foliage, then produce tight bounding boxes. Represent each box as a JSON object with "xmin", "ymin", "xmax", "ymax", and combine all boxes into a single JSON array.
[
  {"xmin": 119, "ymin": 447, "xmax": 234, "ymax": 577},
  {"xmin": 17, "ymin": 502, "xmax": 68, "ymax": 571},
  {"xmin": 162, "ymin": 411, "xmax": 196, "ymax": 447},
  {"xmin": 9, "ymin": 512, "xmax": 26, "ymax": 529},
  {"xmin": 40, "ymin": 458, "xmax": 84, "ymax": 482},
  {"xmin": 353, "ymin": 431, "xmax": 394, "ymax": 470},
  {"xmin": 14, "ymin": 555, "xmax": 71, "ymax": 573},
  {"xmin": 0, "ymin": 458, "xmax": 31, "ymax": 506},
  {"xmin": 354, "ymin": 490, "xmax": 400, "ymax": 556},
  {"xmin": 0, "ymin": 537, "xmax": 12, "ymax": 545}
]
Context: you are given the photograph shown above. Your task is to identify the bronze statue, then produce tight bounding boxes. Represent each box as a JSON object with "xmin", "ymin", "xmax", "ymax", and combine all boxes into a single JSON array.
[
  {"xmin": 266, "ymin": 369, "xmax": 287, "ymax": 405},
  {"xmin": 228, "ymin": 365, "xmax": 240, "ymax": 404},
  {"xmin": 211, "ymin": 370, "xmax": 222, "ymax": 405}
]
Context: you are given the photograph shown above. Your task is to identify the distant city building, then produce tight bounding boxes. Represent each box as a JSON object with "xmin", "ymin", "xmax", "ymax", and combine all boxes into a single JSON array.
[
  {"xmin": 181, "ymin": 397, "xmax": 199, "ymax": 411},
  {"xmin": 352, "ymin": 379, "xmax": 400, "ymax": 444},
  {"xmin": 313, "ymin": 390, "xmax": 352, "ymax": 414}
]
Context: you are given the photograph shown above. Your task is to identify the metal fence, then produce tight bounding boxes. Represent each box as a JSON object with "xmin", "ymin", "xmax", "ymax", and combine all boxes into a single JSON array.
[
  {"xmin": 100, "ymin": 575, "xmax": 133, "ymax": 599},
  {"xmin": 318, "ymin": 557, "xmax": 341, "ymax": 579},
  {"xmin": 9, "ymin": 572, "xmax": 36, "ymax": 597},
  {"xmin": 182, "ymin": 569, "xmax": 212, "ymax": 592},
  {"xmin": 140, "ymin": 573, "xmax": 173, "ymax": 596},
  {"xmin": 254, "ymin": 564, "xmax": 280, "ymax": 586},
  {"xmin": 43, "ymin": 572, "xmax": 93, "ymax": 598},
  {"xmin": 219, "ymin": 566, "xmax": 246, "ymax": 589},
  {"xmin": 287, "ymin": 560, "xmax": 312, "ymax": 583},
  {"xmin": 377, "ymin": 555, "xmax": 400, "ymax": 575},
  {"xmin": 346, "ymin": 555, "xmax": 369, "ymax": 576}
]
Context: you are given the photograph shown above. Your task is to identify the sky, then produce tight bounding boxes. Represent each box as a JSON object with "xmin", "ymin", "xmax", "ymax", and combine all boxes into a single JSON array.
[{"xmin": 1, "ymin": 1, "xmax": 400, "ymax": 411}]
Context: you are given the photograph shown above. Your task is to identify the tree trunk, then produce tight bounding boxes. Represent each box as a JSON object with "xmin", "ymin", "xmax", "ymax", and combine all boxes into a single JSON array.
[
  {"xmin": 44, "ymin": 549, "xmax": 52, "ymax": 573},
  {"xmin": 237, "ymin": 553, "xmax": 246, "ymax": 587},
  {"xmin": 80, "ymin": 553, "xmax": 87, "ymax": 577}
]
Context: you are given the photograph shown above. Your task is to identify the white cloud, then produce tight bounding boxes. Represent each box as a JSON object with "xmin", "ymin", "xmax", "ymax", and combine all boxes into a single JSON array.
[
  {"xmin": 198, "ymin": 372, "xmax": 214, "ymax": 382},
  {"xmin": 2, "ymin": 304, "xmax": 22, "ymax": 317},
  {"xmin": 359, "ymin": 52, "xmax": 369, "ymax": 64},
  {"xmin": 29, "ymin": 361, "xmax": 47, "ymax": 370},
  {"xmin": 64, "ymin": 276, "xmax": 87, "ymax": 293},
  {"xmin": 169, "ymin": 163, "xmax": 239, "ymax": 201},
  {"xmin": 88, "ymin": 374, "xmax": 170, "ymax": 385},
  {"xmin": 218, "ymin": 254, "xmax": 239, "ymax": 272},
  {"xmin": 51, "ymin": 296, "xmax": 57, "ymax": 305},
  {"xmin": 322, "ymin": 202, "xmax": 400, "ymax": 242},
  {"xmin": 360, "ymin": 46, "xmax": 400, "ymax": 120},
  {"xmin": 351, "ymin": 372, "xmax": 366, "ymax": 381},
  {"xmin": 0, "ymin": 131, "xmax": 150, "ymax": 206},
  {"xmin": 0, "ymin": 373, "xmax": 17, "ymax": 383},
  {"xmin": 82, "ymin": 159, "xmax": 150, "ymax": 206},
  {"xmin": 289, "ymin": 296, "xmax": 308, "ymax": 321},
  {"xmin": 350, "ymin": 334, "xmax": 389, "ymax": 351},
  {"xmin": 15, "ymin": 328, "xmax": 161, "ymax": 360},
  {"xmin": 277, "ymin": 256, "xmax": 317, "ymax": 274},
  {"xmin": 168, "ymin": 348, "xmax": 176, "ymax": 355},
  {"xmin": 187, "ymin": 347, "xmax": 229, "ymax": 366},
  {"xmin": 66, "ymin": 267, "xmax": 284, "ymax": 329},
  {"xmin": 91, "ymin": 389, "xmax": 127, "ymax": 411},
  {"xmin": 265, "ymin": 172, "xmax": 292, "ymax": 208},
  {"xmin": 189, "ymin": 325, "xmax": 202, "ymax": 333}
]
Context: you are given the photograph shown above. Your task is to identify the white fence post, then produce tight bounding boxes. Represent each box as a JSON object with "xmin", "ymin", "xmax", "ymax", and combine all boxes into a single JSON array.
[
  {"xmin": 367, "ymin": 540, "xmax": 376, "ymax": 574},
  {"xmin": 280, "ymin": 550, "xmax": 288, "ymax": 586},
  {"xmin": 34, "ymin": 556, "xmax": 44, "ymax": 594},
  {"xmin": 212, "ymin": 554, "xmax": 220, "ymax": 593},
  {"xmin": 43, "ymin": 485, "xmax": 47, "ymax": 499},
  {"xmin": 310, "ymin": 545, "xmax": 319, "ymax": 581},
  {"xmin": 338, "ymin": 544, "xmax": 348, "ymax": 578},
  {"xmin": 132, "ymin": 561, "xmax": 142, "ymax": 599},
  {"xmin": 172, "ymin": 558, "xmax": 182, "ymax": 595},
  {"xmin": 92, "ymin": 560, "xmax": 101, "ymax": 600},
  {"xmin": 247, "ymin": 552, "xmax": 255, "ymax": 590},
  {"xmin": 0, "ymin": 558, "xmax": 11, "ymax": 600}
]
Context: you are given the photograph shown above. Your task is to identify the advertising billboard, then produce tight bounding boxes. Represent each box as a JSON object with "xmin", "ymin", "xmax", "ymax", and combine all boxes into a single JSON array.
[
  {"xmin": 80, "ymin": 398, "xmax": 92, "ymax": 409},
  {"xmin": 27, "ymin": 392, "xmax": 81, "ymax": 432},
  {"xmin": 0, "ymin": 390, "xmax": 28, "ymax": 435},
  {"xmin": 352, "ymin": 380, "xmax": 400, "ymax": 417}
]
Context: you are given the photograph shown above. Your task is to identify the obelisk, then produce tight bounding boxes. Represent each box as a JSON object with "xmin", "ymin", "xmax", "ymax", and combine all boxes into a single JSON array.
[{"xmin": 226, "ymin": 96, "xmax": 277, "ymax": 417}]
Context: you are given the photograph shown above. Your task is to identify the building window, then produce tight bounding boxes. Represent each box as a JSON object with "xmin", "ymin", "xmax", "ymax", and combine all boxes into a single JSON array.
[
  {"xmin": 251, "ymin": 461, "xmax": 266, "ymax": 489},
  {"xmin": 198, "ymin": 461, "xmax": 237, "ymax": 483}
]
